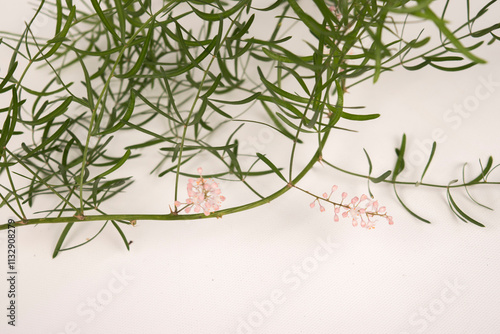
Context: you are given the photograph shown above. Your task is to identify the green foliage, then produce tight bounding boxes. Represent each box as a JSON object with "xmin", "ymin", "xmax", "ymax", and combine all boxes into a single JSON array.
[{"xmin": 0, "ymin": 0, "xmax": 499, "ymax": 256}]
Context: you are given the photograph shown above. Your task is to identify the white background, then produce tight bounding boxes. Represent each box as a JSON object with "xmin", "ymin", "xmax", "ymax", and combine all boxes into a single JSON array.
[{"xmin": 1, "ymin": 1, "xmax": 500, "ymax": 333}]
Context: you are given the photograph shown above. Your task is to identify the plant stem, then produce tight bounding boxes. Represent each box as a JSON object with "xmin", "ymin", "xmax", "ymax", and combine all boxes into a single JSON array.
[{"xmin": 323, "ymin": 159, "xmax": 500, "ymax": 188}]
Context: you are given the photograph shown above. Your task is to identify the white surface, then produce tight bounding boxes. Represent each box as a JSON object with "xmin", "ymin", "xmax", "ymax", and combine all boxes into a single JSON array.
[{"xmin": 1, "ymin": 1, "xmax": 500, "ymax": 334}]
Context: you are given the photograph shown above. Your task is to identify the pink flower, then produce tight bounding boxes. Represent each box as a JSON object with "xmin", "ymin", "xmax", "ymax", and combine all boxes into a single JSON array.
[
  {"xmin": 329, "ymin": 4, "xmax": 342, "ymax": 20},
  {"xmin": 308, "ymin": 185, "xmax": 394, "ymax": 229},
  {"xmin": 175, "ymin": 168, "xmax": 225, "ymax": 216},
  {"xmin": 388, "ymin": 216, "xmax": 394, "ymax": 225}
]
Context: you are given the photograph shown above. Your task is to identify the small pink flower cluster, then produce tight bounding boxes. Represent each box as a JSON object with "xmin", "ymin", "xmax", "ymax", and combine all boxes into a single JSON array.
[
  {"xmin": 310, "ymin": 185, "xmax": 394, "ymax": 229},
  {"xmin": 174, "ymin": 168, "xmax": 225, "ymax": 216},
  {"xmin": 329, "ymin": 4, "xmax": 342, "ymax": 20}
]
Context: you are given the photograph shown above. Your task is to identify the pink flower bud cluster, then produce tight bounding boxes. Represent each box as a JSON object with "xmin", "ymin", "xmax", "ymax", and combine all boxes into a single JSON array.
[
  {"xmin": 174, "ymin": 168, "xmax": 225, "ymax": 216},
  {"xmin": 329, "ymin": 4, "xmax": 342, "ymax": 20},
  {"xmin": 310, "ymin": 185, "xmax": 394, "ymax": 229}
]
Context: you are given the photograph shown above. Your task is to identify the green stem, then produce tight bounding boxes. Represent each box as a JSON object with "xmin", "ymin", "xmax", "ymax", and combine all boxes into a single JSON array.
[
  {"xmin": 1, "ymin": 134, "xmax": 324, "ymax": 230},
  {"xmin": 323, "ymin": 159, "xmax": 500, "ymax": 188}
]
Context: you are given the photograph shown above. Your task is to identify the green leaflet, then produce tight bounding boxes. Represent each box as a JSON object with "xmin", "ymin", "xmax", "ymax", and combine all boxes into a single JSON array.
[
  {"xmin": 53, "ymin": 222, "xmax": 74, "ymax": 258},
  {"xmin": 447, "ymin": 183, "xmax": 485, "ymax": 227},
  {"xmin": 115, "ymin": 23, "xmax": 154, "ymax": 78},
  {"xmin": 22, "ymin": 97, "xmax": 73, "ymax": 126},
  {"xmin": 420, "ymin": 142, "xmax": 436, "ymax": 183},
  {"xmin": 88, "ymin": 149, "xmax": 131, "ymax": 182},
  {"xmin": 97, "ymin": 91, "xmax": 136, "ymax": 135},
  {"xmin": 393, "ymin": 134, "xmax": 406, "ymax": 181},
  {"xmin": 36, "ymin": 5, "xmax": 76, "ymax": 61},
  {"xmin": 256, "ymin": 153, "xmax": 287, "ymax": 183},
  {"xmin": 90, "ymin": 0, "xmax": 121, "ymax": 42}
]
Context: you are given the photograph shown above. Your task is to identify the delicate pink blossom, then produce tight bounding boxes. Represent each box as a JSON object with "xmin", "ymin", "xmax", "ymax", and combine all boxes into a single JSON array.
[
  {"xmin": 174, "ymin": 168, "xmax": 225, "ymax": 216},
  {"xmin": 329, "ymin": 4, "xmax": 342, "ymax": 20},
  {"xmin": 309, "ymin": 185, "xmax": 393, "ymax": 229}
]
